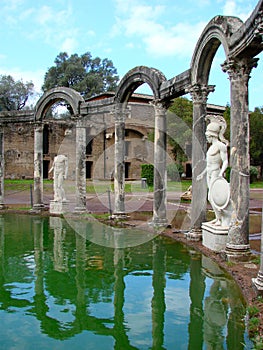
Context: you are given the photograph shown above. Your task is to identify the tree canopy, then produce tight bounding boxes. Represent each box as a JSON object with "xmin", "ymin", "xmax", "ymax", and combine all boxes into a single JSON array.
[
  {"xmin": 0, "ymin": 75, "xmax": 34, "ymax": 111},
  {"xmin": 42, "ymin": 52, "xmax": 119, "ymax": 98},
  {"xmin": 168, "ymin": 97, "xmax": 193, "ymax": 163},
  {"xmin": 250, "ymin": 106, "xmax": 263, "ymax": 176}
]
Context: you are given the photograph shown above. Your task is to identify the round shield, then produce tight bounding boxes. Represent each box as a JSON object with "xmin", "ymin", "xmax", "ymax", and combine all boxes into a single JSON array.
[{"xmin": 209, "ymin": 177, "xmax": 230, "ymax": 210}]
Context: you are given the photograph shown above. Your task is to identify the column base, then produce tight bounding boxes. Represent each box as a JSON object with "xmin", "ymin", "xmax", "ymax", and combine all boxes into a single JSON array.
[
  {"xmin": 151, "ymin": 216, "xmax": 168, "ymax": 227},
  {"xmin": 30, "ymin": 203, "xmax": 46, "ymax": 213},
  {"xmin": 50, "ymin": 200, "xmax": 69, "ymax": 215},
  {"xmin": 225, "ymin": 243, "xmax": 251, "ymax": 262},
  {"xmin": 185, "ymin": 228, "xmax": 202, "ymax": 241},
  {"xmin": 111, "ymin": 212, "xmax": 128, "ymax": 220},
  {"xmin": 74, "ymin": 205, "xmax": 87, "ymax": 214},
  {"xmin": 252, "ymin": 271, "xmax": 263, "ymax": 294}
]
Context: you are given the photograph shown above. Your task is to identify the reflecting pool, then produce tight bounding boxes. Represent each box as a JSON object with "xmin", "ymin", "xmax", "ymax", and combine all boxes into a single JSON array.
[{"xmin": 0, "ymin": 214, "xmax": 253, "ymax": 349}]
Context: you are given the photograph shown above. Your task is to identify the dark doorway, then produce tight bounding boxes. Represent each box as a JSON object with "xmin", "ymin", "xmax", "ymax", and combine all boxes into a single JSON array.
[
  {"xmin": 86, "ymin": 161, "xmax": 93, "ymax": 179},
  {"xmin": 43, "ymin": 124, "xmax": 49, "ymax": 155},
  {"xmin": 186, "ymin": 163, "xmax": 192, "ymax": 178},
  {"xmin": 43, "ymin": 160, "xmax": 50, "ymax": 179},
  {"xmin": 125, "ymin": 162, "xmax": 130, "ymax": 179}
]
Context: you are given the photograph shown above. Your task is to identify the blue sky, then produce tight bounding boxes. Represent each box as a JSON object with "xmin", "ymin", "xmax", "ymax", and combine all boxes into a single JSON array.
[{"xmin": 0, "ymin": 0, "xmax": 262, "ymax": 109}]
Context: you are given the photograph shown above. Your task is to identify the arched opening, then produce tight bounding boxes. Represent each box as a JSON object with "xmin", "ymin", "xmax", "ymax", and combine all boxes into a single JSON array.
[{"xmin": 33, "ymin": 87, "xmax": 85, "ymax": 211}]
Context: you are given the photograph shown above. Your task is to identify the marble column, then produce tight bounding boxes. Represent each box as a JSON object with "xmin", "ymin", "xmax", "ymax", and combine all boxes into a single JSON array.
[
  {"xmin": 152, "ymin": 100, "xmax": 168, "ymax": 225},
  {"xmin": 222, "ymin": 58, "xmax": 258, "ymax": 259},
  {"xmin": 0, "ymin": 126, "xmax": 4, "ymax": 209},
  {"xmin": 33, "ymin": 123, "xmax": 44, "ymax": 211},
  {"xmin": 187, "ymin": 84, "xmax": 215, "ymax": 240},
  {"xmin": 75, "ymin": 120, "xmax": 86, "ymax": 212},
  {"xmin": 113, "ymin": 104, "xmax": 127, "ymax": 217}
]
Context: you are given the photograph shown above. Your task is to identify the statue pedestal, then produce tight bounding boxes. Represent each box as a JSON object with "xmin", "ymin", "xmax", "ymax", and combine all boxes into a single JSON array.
[
  {"xmin": 202, "ymin": 222, "xmax": 229, "ymax": 252},
  {"xmin": 50, "ymin": 200, "xmax": 69, "ymax": 215}
]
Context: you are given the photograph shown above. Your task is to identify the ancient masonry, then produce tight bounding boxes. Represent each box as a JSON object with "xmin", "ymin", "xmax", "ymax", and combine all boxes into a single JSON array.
[{"xmin": 0, "ymin": 1, "xmax": 263, "ymax": 261}]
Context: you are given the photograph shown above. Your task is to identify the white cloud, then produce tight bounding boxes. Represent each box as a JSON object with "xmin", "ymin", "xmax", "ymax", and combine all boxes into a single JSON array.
[
  {"xmin": 112, "ymin": 0, "xmax": 206, "ymax": 58},
  {"xmin": 61, "ymin": 38, "xmax": 78, "ymax": 54},
  {"xmin": 0, "ymin": 66, "xmax": 45, "ymax": 94},
  {"xmin": 3, "ymin": 0, "xmax": 24, "ymax": 11},
  {"xmin": 223, "ymin": 0, "xmax": 236, "ymax": 15},
  {"xmin": 222, "ymin": 0, "xmax": 255, "ymax": 21},
  {"xmin": 3, "ymin": 2, "xmax": 80, "ymax": 54}
]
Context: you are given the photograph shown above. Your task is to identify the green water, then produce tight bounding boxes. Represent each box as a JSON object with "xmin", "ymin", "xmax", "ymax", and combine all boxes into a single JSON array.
[{"xmin": 0, "ymin": 214, "xmax": 252, "ymax": 350}]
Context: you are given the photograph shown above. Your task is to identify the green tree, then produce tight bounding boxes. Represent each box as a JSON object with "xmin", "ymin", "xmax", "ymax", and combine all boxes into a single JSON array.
[
  {"xmin": 0, "ymin": 75, "xmax": 34, "ymax": 111},
  {"xmin": 223, "ymin": 103, "xmax": 230, "ymax": 141},
  {"xmin": 250, "ymin": 107, "xmax": 263, "ymax": 178},
  {"xmin": 168, "ymin": 97, "xmax": 193, "ymax": 163},
  {"xmin": 42, "ymin": 52, "xmax": 119, "ymax": 98}
]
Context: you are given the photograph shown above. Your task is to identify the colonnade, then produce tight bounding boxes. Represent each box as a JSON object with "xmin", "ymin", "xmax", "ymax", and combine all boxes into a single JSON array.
[{"xmin": 1, "ymin": 1, "xmax": 263, "ymax": 261}]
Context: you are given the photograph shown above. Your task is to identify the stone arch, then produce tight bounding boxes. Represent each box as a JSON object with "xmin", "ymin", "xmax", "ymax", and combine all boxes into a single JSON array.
[
  {"xmin": 35, "ymin": 87, "xmax": 85, "ymax": 121},
  {"xmin": 114, "ymin": 66, "xmax": 167, "ymax": 103},
  {"xmin": 191, "ymin": 15, "xmax": 243, "ymax": 85}
]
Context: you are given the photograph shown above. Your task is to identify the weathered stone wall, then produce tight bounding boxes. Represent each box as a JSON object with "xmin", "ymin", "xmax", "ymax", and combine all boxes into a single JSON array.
[
  {"xmin": 0, "ymin": 98, "xmax": 156, "ymax": 180},
  {"xmin": 5, "ymin": 121, "xmax": 34, "ymax": 179}
]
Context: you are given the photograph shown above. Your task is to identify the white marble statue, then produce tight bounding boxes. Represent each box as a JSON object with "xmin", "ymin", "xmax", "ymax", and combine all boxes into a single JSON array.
[
  {"xmin": 49, "ymin": 154, "xmax": 68, "ymax": 202},
  {"xmin": 197, "ymin": 115, "xmax": 231, "ymax": 227}
]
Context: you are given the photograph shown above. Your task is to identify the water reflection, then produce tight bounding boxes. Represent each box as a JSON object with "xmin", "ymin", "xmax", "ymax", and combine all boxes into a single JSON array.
[{"xmin": 0, "ymin": 214, "xmax": 252, "ymax": 349}]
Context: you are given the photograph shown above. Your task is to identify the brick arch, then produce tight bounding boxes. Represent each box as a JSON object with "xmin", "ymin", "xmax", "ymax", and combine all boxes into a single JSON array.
[
  {"xmin": 34, "ymin": 87, "xmax": 85, "ymax": 121},
  {"xmin": 191, "ymin": 15, "xmax": 243, "ymax": 85},
  {"xmin": 115, "ymin": 66, "xmax": 167, "ymax": 103}
]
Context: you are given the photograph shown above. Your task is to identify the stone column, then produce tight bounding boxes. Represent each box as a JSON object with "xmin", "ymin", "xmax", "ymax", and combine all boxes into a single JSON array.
[
  {"xmin": 222, "ymin": 57, "xmax": 258, "ymax": 259},
  {"xmin": 187, "ymin": 84, "xmax": 215, "ymax": 240},
  {"xmin": 113, "ymin": 104, "xmax": 127, "ymax": 217},
  {"xmin": 75, "ymin": 120, "xmax": 86, "ymax": 212},
  {"xmin": 152, "ymin": 100, "xmax": 168, "ymax": 225},
  {"xmin": 33, "ymin": 123, "xmax": 44, "ymax": 211},
  {"xmin": 0, "ymin": 126, "xmax": 4, "ymax": 209}
]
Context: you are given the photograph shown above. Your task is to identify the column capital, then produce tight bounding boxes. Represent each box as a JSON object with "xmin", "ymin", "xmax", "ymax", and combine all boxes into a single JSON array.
[
  {"xmin": 221, "ymin": 57, "xmax": 258, "ymax": 83},
  {"xmin": 34, "ymin": 121, "xmax": 44, "ymax": 132},
  {"xmin": 112, "ymin": 103, "xmax": 129, "ymax": 123},
  {"xmin": 150, "ymin": 99, "xmax": 170, "ymax": 116},
  {"xmin": 187, "ymin": 84, "xmax": 215, "ymax": 104}
]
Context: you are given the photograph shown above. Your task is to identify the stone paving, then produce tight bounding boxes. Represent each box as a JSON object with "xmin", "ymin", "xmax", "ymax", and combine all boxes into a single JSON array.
[{"xmin": 3, "ymin": 187, "xmax": 262, "ymax": 213}]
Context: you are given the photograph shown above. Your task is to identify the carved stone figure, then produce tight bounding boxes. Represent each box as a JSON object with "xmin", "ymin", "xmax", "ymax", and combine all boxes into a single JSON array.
[
  {"xmin": 197, "ymin": 115, "xmax": 231, "ymax": 227},
  {"xmin": 49, "ymin": 155, "xmax": 68, "ymax": 202}
]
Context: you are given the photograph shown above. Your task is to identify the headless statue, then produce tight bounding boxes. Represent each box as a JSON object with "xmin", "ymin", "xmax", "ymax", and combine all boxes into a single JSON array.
[{"xmin": 49, "ymin": 155, "xmax": 68, "ymax": 202}]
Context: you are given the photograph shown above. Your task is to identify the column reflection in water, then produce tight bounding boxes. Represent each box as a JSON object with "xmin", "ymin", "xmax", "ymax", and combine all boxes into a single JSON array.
[
  {"xmin": 0, "ymin": 215, "xmax": 5, "ymax": 300},
  {"xmin": 188, "ymin": 251, "xmax": 205, "ymax": 350},
  {"xmin": 202, "ymin": 256, "xmax": 247, "ymax": 349},
  {"xmin": 113, "ymin": 247, "xmax": 132, "ymax": 349},
  {"xmin": 0, "ymin": 215, "xmax": 252, "ymax": 349},
  {"xmin": 151, "ymin": 239, "xmax": 166, "ymax": 350}
]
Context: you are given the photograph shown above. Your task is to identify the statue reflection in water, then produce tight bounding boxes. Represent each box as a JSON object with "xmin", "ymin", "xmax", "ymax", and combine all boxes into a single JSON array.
[{"xmin": 0, "ymin": 216, "xmax": 250, "ymax": 349}]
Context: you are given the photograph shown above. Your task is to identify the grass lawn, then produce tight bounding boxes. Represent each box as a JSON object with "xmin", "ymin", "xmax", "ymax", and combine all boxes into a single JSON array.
[{"xmin": 4, "ymin": 178, "xmax": 262, "ymax": 194}]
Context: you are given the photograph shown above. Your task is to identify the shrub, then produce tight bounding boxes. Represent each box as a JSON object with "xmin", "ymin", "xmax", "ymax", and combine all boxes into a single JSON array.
[
  {"xmin": 141, "ymin": 164, "xmax": 154, "ymax": 186},
  {"xmin": 225, "ymin": 167, "xmax": 231, "ymax": 182},
  {"xmin": 250, "ymin": 166, "xmax": 259, "ymax": 183},
  {"xmin": 167, "ymin": 163, "xmax": 182, "ymax": 181}
]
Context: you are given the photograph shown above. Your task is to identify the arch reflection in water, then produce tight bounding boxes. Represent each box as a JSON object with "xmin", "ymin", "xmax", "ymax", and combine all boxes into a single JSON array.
[{"xmin": 0, "ymin": 214, "xmax": 252, "ymax": 349}]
